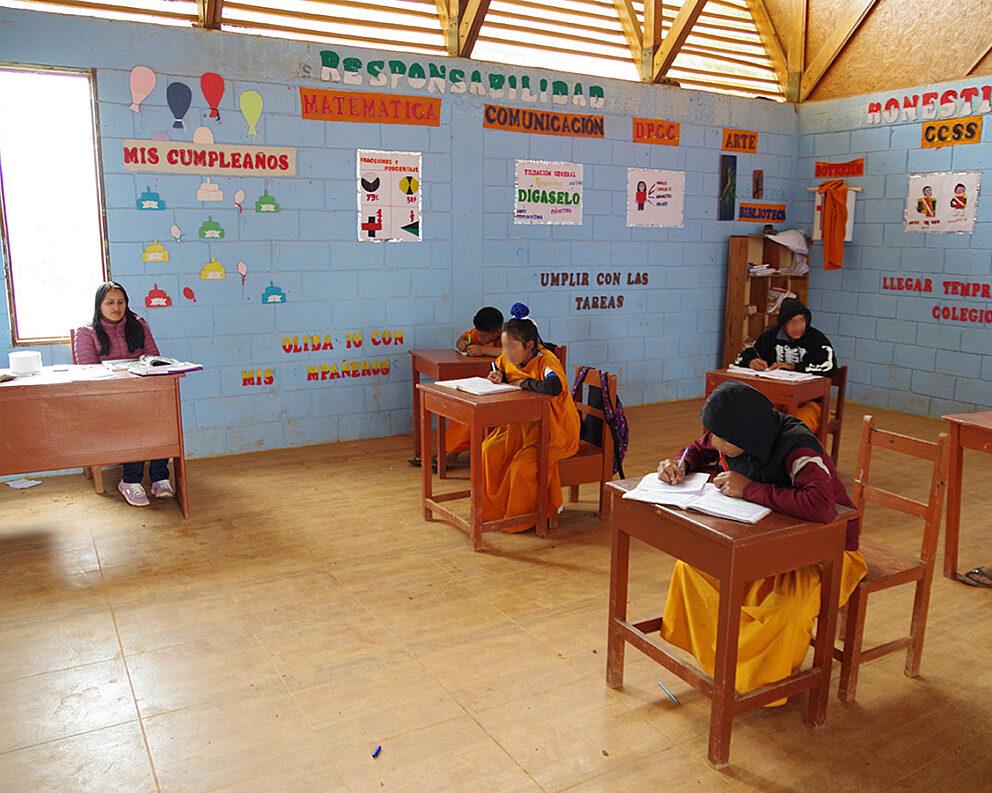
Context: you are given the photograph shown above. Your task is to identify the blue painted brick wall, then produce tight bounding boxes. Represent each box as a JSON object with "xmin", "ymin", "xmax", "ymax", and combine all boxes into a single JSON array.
[
  {"xmin": 1, "ymin": 8, "xmax": 801, "ymax": 461},
  {"xmin": 799, "ymin": 78, "xmax": 992, "ymax": 414}
]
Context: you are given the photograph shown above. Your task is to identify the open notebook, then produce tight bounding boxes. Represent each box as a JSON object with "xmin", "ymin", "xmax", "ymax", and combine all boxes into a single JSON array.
[
  {"xmin": 127, "ymin": 356, "xmax": 203, "ymax": 376},
  {"xmin": 726, "ymin": 364, "xmax": 818, "ymax": 382},
  {"xmin": 435, "ymin": 376, "xmax": 516, "ymax": 395},
  {"xmin": 623, "ymin": 472, "xmax": 771, "ymax": 524}
]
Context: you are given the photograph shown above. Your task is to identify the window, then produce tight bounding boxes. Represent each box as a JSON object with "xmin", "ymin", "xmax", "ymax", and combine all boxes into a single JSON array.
[{"xmin": 0, "ymin": 66, "xmax": 108, "ymax": 343}]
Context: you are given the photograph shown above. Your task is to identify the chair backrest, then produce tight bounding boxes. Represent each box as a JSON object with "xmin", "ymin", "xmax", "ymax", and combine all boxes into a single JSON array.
[
  {"xmin": 829, "ymin": 365, "xmax": 847, "ymax": 424},
  {"xmin": 572, "ymin": 366, "xmax": 615, "ymax": 460},
  {"xmin": 69, "ymin": 328, "xmax": 79, "ymax": 364},
  {"xmin": 853, "ymin": 415, "xmax": 949, "ymax": 564},
  {"xmin": 553, "ymin": 344, "xmax": 567, "ymax": 371}
]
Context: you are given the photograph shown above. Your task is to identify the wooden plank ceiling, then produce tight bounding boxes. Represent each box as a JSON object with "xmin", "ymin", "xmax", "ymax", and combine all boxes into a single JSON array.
[{"xmin": 3, "ymin": 0, "xmax": 902, "ymax": 103}]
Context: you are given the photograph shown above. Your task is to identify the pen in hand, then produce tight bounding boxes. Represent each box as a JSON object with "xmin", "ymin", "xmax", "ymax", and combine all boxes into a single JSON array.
[{"xmin": 676, "ymin": 446, "xmax": 689, "ymax": 473}]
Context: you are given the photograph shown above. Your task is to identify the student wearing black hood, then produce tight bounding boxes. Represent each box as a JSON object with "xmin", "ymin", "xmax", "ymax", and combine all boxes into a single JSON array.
[
  {"xmin": 735, "ymin": 297, "xmax": 837, "ymax": 433},
  {"xmin": 655, "ymin": 381, "xmax": 867, "ymax": 698}
]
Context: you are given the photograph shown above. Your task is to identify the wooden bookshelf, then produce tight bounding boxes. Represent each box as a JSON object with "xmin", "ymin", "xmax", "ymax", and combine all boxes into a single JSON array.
[{"xmin": 721, "ymin": 236, "xmax": 808, "ymax": 367}]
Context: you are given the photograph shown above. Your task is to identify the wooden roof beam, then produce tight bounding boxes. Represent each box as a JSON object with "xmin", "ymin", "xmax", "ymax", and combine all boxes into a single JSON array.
[
  {"xmin": 652, "ymin": 0, "xmax": 708, "ymax": 83},
  {"xmin": 437, "ymin": 0, "xmax": 491, "ymax": 57},
  {"xmin": 743, "ymin": 0, "xmax": 787, "ymax": 96},
  {"xmin": 784, "ymin": 0, "xmax": 805, "ymax": 102},
  {"xmin": 639, "ymin": 0, "xmax": 664, "ymax": 82},
  {"xmin": 612, "ymin": 0, "xmax": 643, "ymax": 71},
  {"xmin": 197, "ymin": 0, "xmax": 223, "ymax": 29},
  {"xmin": 799, "ymin": 0, "xmax": 878, "ymax": 101}
]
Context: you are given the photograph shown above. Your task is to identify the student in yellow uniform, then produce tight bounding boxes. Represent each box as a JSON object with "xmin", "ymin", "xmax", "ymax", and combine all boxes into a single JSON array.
[
  {"xmin": 655, "ymin": 381, "xmax": 867, "ymax": 699},
  {"xmin": 481, "ymin": 313, "xmax": 580, "ymax": 532},
  {"xmin": 443, "ymin": 307, "xmax": 504, "ymax": 466}
]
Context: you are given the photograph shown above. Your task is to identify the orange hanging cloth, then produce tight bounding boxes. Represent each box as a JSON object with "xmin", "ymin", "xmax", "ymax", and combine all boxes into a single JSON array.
[{"xmin": 816, "ymin": 179, "xmax": 847, "ymax": 270}]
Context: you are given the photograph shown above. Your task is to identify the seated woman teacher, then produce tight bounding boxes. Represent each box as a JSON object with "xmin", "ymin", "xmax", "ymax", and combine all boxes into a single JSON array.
[
  {"xmin": 73, "ymin": 281, "xmax": 173, "ymax": 507},
  {"xmin": 482, "ymin": 307, "xmax": 579, "ymax": 531},
  {"xmin": 656, "ymin": 381, "xmax": 867, "ymax": 699}
]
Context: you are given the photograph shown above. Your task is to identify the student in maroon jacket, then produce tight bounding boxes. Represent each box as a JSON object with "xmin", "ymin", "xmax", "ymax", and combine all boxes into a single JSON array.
[
  {"xmin": 73, "ymin": 281, "xmax": 172, "ymax": 507},
  {"xmin": 655, "ymin": 381, "xmax": 867, "ymax": 697}
]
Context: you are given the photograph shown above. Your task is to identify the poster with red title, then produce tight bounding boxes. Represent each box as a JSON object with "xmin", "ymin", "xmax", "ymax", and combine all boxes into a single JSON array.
[{"xmin": 357, "ymin": 149, "xmax": 422, "ymax": 242}]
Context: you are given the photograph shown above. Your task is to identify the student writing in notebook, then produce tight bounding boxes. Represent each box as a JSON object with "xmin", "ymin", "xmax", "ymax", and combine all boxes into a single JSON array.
[
  {"xmin": 734, "ymin": 297, "xmax": 837, "ymax": 434},
  {"xmin": 655, "ymin": 381, "xmax": 867, "ymax": 700},
  {"xmin": 441, "ymin": 306, "xmax": 505, "ymax": 467},
  {"xmin": 480, "ymin": 308, "xmax": 579, "ymax": 532},
  {"xmin": 72, "ymin": 281, "xmax": 174, "ymax": 507}
]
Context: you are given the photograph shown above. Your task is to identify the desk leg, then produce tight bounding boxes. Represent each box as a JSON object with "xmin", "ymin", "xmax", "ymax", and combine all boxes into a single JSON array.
[
  {"xmin": 469, "ymin": 420, "xmax": 485, "ymax": 550},
  {"xmin": 806, "ymin": 554, "xmax": 841, "ymax": 727},
  {"xmin": 411, "ymin": 360, "xmax": 421, "ymax": 459},
  {"xmin": 606, "ymin": 514, "xmax": 630, "ymax": 689},
  {"xmin": 420, "ymin": 401, "xmax": 433, "ymax": 520},
  {"xmin": 818, "ymin": 392, "xmax": 829, "ymax": 449},
  {"xmin": 709, "ymin": 576, "xmax": 744, "ymax": 767},
  {"xmin": 943, "ymin": 425, "xmax": 963, "ymax": 579},
  {"xmin": 537, "ymin": 403, "xmax": 550, "ymax": 537},
  {"xmin": 174, "ymin": 455, "xmax": 190, "ymax": 518}
]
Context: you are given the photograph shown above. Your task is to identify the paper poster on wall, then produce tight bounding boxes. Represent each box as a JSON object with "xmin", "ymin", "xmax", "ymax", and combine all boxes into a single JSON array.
[
  {"xmin": 357, "ymin": 149, "xmax": 422, "ymax": 242},
  {"xmin": 813, "ymin": 191, "xmax": 856, "ymax": 241},
  {"xmin": 626, "ymin": 168, "xmax": 684, "ymax": 227},
  {"xmin": 514, "ymin": 160, "xmax": 582, "ymax": 225},
  {"xmin": 718, "ymin": 155, "xmax": 736, "ymax": 221},
  {"xmin": 904, "ymin": 171, "xmax": 980, "ymax": 233}
]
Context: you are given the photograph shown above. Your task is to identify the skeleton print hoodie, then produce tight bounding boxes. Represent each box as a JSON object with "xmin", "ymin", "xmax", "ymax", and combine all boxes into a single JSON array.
[{"xmin": 735, "ymin": 297, "xmax": 837, "ymax": 375}]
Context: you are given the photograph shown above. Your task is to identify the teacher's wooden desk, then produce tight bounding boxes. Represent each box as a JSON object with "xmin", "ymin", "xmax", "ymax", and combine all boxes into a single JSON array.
[
  {"xmin": 0, "ymin": 371, "xmax": 190, "ymax": 517},
  {"xmin": 705, "ymin": 368, "xmax": 830, "ymax": 448},
  {"xmin": 605, "ymin": 478, "xmax": 853, "ymax": 767},
  {"xmin": 418, "ymin": 382, "xmax": 549, "ymax": 550},
  {"xmin": 408, "ymin": 350, "xmax": 494, "ymax": 459},
  {"xmin": 940, "ymin": 410, "xmax": 992, "ymax": 579}
]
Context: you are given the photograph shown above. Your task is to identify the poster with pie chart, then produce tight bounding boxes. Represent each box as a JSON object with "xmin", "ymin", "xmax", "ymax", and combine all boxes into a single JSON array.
[{"xmin": 357, "ymin": 149, "xmax": 422, "ymax": 242}]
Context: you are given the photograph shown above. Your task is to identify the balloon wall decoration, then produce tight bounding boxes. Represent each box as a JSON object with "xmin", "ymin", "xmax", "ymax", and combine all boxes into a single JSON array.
[
  {"xmin": 166, "ymin": 82, "xmax": 192, "ymax": 130},
  {"xmin": 129, "ymin": 66, "xmax": 155, "ymax": 112},
  {"xmin": 239, "ymin": 90, "xmax": 263, "ymax": 136},
  {"xmin": 201, "ymin": 72, "xmax": 225, "ymax": 120}
]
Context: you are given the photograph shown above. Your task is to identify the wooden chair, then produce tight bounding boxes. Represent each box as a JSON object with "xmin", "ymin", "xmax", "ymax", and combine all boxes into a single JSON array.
[
  {"xmin": 825, "ymin": 365, "xmax": 847, "ymax": 463},
  {"xmin": 835, "ymin": 415, "xmax": 949, "ymax": 702},
  {"xmin": 69, "ymin": 328, "xmax": 107, "ymax": 494},
  {"xmin": 548, "ymin": 343, "xmax": 566, "ymax": 371},
  {"xmin": 557, "ymin": 367, "xmax": 616, "ymax": 520}
]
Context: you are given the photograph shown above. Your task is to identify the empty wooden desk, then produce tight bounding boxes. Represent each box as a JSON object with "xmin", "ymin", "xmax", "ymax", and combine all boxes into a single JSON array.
[
  {"xmin": 940, "ymin": 410, "xmax": 992, "ymax": 579},
  {"xmin": 408, "ymin": 349, "xmax": 494, "ymax": 459},
  {"xmin": 0, "ymin": 371, "xmax": 190, "ymax": 517},
  {"xmin": 605, "ymin": 478, "xmax": 852, "ymax": 767},
  {"xmin": 705, "ymin": 368, "xmax": 830, "ymax": 448},
  {"xmin": 418, "ymin": 382, "xmax": 549, "ymax": 550}
]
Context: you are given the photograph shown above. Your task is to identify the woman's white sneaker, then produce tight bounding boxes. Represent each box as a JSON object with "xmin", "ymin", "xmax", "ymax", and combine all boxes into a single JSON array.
[
  {"xmin": 150, "ymin": 480, "xmax": 174, "ymax": 498},
  {"xmin": 118, "ymin": 481, "xmax": 150, "ymax": 506}
]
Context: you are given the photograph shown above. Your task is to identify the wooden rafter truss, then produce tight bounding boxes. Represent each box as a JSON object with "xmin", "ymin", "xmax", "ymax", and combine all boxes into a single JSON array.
[{"xmin": 6, "ymin": 0, "xmax": 815, "ymax": 102}]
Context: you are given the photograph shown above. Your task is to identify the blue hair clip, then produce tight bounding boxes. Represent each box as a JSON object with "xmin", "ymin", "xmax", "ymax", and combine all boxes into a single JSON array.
[{"xmin": 510, "ymin": 302, "xmax": 529, "ymax": 320}]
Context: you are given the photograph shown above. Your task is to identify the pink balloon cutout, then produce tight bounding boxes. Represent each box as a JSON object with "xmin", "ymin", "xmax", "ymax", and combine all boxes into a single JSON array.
[
  {"xmin": 129, "ymin": 66, "xmax": 156, "ymax": 112},
  {"xmin": 237, "ymin": 261, "xmax": 247, "ymax": 286},
  {"xmin": 183, "ymin": 286, "xmax": 196, "ymax": 302}
]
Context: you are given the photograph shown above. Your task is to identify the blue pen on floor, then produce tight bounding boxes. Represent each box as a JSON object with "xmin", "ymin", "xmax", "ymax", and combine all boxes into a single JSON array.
[
  {"xmin": 658, "ymin": 681, "xmax": 679, "ymax": 704},
  {"xmin": 371, "ymin": 745, "xmax": 382, "ymax": 759}
]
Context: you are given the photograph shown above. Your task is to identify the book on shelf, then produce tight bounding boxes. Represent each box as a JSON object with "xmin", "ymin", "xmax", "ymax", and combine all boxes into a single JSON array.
[
  {"xmin": 435, "ymin": 376, "xmax": 516, "ymax": 395},
  {"xmin": 765, "ymin": 287, "xmax": 796, "ymax": 314}
]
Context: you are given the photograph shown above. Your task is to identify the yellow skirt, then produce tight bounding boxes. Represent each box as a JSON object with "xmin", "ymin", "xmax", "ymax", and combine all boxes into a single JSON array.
[
  {"xmin": 481, "ymin": 422, "xmax": 563, "ymax": 532},
  {"xmin": 660, "ymin": 550, "xmax": 867, "ymax": 695}
]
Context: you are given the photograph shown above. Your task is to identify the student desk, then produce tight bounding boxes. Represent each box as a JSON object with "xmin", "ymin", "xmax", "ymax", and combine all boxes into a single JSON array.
[
  {"xmin": 417, "ymin": 382, "xmax": 549, "ymax": 550},
  {"xmin": 605, "ymin": 478, "xmax": 853, "ymax": 767},
  {"xmin": 408, "ymin": 350, "xmax": 494, "ymax": 459},
  {"xmin": 940, "ymin": 410, "xmax": 992, "ymax": 579},
  {"xmin": 705, "ymin": 368, "xmax": 830, "ymax": 448},
  {"xmin": 0, "ymin": 371, "xmax": 190, "ymax": 517}
]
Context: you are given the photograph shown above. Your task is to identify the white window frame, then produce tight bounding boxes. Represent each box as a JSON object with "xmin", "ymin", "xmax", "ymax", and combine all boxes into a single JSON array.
[{"xmin": 0, "ymin": 63, "xmax": 109, "ymax": 345}]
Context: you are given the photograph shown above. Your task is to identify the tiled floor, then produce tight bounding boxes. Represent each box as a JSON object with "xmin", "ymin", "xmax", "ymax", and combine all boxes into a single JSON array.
[{"xmin": 0, "ymin": 399, "xmax": 989, "ymax": 792}]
